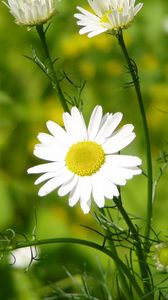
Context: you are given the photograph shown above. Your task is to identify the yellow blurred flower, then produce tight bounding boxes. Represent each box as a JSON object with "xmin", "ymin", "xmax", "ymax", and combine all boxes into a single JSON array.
[
  {"xmin": 104, "ymin": 60, "xmax": 123, "ymax": 76},
  {"xmin": 61, "ymin": 34, "xmax": 91, "ymax": 57},
  {"xmin": 147, "ymin": 84, "xmax": 168, "ymax": 132},
  {"xmin": 44, "ymin": 97, "xmax": 64, "ymax": 126},
  {"xmin": 78, "ymin": 60, "xmax": 96, "ymax": 79},
  {"xmin": 140, "ymin": 54, "xmax": 159, "ymax": 71}
]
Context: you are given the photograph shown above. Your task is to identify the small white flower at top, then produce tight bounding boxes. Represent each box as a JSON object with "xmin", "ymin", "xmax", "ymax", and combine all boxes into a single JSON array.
[
  {"xmin": 4, "ymin": 0, "xmax": 56, "ymax": 26},
  {"xmin": 74, "ymin": 0, "xmax": 143, "ymax": 38},
  {"xmin": 28, "ymin": 105, "xmax": 142, "ymax": 214}
]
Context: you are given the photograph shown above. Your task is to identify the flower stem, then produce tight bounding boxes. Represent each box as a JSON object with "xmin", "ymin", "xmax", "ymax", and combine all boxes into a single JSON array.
[
  {"xmin": 113, "ymin": 197, "xmax": 153, "ymax": 299},
  {"xmin": 36, "ymin": 24, "xmax": 69, "ymax": 113},
  {"xmin": 6, "ymin": 237, "xmax": 143, "ymax": 297},
  {"xmin": 116, "ymin": 29, "xmax": 153, "ymax": 250},
  {"xmin": 102, "ymin": 208, "xmax": 134, "ymax": 299}
]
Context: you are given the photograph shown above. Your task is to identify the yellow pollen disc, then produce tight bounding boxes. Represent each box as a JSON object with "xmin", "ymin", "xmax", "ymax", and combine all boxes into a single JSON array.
[
  {"xmin": 158, "ymin": 247, "xmax": 168, "ymax": 266},
  {"xmin": 65, "ymin": 141, "xmax": 105, "ymax": 176}
]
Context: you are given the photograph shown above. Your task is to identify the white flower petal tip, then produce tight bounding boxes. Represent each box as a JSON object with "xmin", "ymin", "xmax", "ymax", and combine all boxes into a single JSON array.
[
  {"xmin": 28, "ymin": 105, "xmax": 142, "ymax": 213},
  {"xmin": 38, "ymin": 190, "xmax": 46, "ymax": 197},
  {"xmin": 5, "ymin": 0, "xmax": 56, "ymax": 26},
  {"xmin": 81, "ymin": 201, "xmax": 90, "ymax": 214},
  {"xmin": 74, "ymin": 0, "xmax": 143, "ymax": 37},
  {"xmin": 27, "ymin": 168, "xmax": 32, "ymax": 174}
]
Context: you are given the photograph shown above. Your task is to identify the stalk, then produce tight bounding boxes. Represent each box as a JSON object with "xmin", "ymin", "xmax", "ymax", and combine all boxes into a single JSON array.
[
  {"xmin": 102, "ymin": 208, "xmax": 134, "ymax": 299},
  {"xmin": 5, "ymin": 237, "xmax": 143, "ymax": 297},
  {"xmin": 116, "ymin": 29, "xmax": 153, "ymax": 250},
  {"xmin": 113, "ymin": 197, "xmax": 153, "ymax": 299},
  {"xmin": 36, "ymin": 24, "xmax": 69, "ymax": 113}
]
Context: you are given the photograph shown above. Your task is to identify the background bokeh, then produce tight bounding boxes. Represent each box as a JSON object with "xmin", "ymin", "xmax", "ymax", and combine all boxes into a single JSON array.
[{"xmin": 0, "ymin": 0, "xmax": 168, "ymax": 299}]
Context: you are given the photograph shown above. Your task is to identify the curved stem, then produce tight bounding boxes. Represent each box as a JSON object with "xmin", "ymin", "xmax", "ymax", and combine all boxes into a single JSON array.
[
  {"xmin": 36, "ymin": 25, "xmax": 69, "ymax": 113},
  {"xmin": 6, "ymin": 237, "xmax": 143, "ymax": 297},
  {"xmin": 116, "ymin": 30, "xmax": 153, "ymax": 249}
]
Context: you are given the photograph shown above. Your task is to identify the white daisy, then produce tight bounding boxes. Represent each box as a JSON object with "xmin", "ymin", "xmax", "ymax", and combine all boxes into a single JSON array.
[
  {"xmin": 28, "ymin": 105, "xmax": 142, "ymax": 214},
  {"xmin": 74, "ymin": 0, "xmax": 143, "ymax": 38},
  {"xmin": 4, "ymin": 0, "xmax": 56, "ymax": 26}
]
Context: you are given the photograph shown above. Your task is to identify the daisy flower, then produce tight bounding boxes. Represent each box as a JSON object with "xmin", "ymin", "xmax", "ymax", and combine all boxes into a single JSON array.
[
  {"xmin": 4, "ymin": 0, "xmax": 56, "ymax": 26},
  {"xmin": 74, "ymin": 0, "xmax": 143, "ymax": 38},
  {"xmin": 28, "ymin": 106, "xmax": 142, "ymax": 214},
  {"xmin": 153, "ymin": 243, "xmax": 168, "ymax": 273}
]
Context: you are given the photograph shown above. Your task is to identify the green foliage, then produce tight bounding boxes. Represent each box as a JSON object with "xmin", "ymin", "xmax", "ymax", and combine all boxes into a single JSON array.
[{"xmin": 0, "ymin": 0, "xmax": 168, "ymax": 299}]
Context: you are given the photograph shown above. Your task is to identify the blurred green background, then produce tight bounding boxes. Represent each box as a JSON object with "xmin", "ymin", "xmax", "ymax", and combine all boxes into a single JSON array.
[{"xmin": 0, "ymin": 0, "xmax": 168, "ymax": 299}]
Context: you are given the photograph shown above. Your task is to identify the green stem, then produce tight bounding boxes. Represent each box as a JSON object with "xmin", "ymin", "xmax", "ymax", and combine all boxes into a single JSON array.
[
  {"xmin": 110, "ymin": 244, "xmax": 133, "ymax": 299},
  {"xmin": 113, "ymin": 197, "xmax": 153, "ymax": 299},
  {"xmin": 36, "ymin": 24, "xmax": 69, "ymax": 113},
  {"xmin": 6, "ymin": 237, "xmax": 143, "ymax": 297},
  {"xmin": 102, "ymin": 208, "xmax": 133, "ymax": 299},
  {"xmin": 116, "ymin": 29, "xmax": 153, "ymax": 249}
]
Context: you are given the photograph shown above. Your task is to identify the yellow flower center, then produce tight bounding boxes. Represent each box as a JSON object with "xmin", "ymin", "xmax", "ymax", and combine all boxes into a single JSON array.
[
  {"xmin": 100, "ymin": 10, "xmax": 112, "ymax": 23},
  {"xmin": 117, "ymin": 7, "xmax": 123, "ymax": 13},
  {"xmin": 158, "ymin": 246, "xmax": 168, "ymax": 266},
  {"xmin": 100, "ymin": 7, "xmax": 123, "ymax": 24},
  {"xmin": 65, "ymin": 141, "xmax": 105, "ymax": 176}
]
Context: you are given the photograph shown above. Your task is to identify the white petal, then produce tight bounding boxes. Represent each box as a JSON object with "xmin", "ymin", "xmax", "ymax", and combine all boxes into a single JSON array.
[
  {"xmin": 91, "ymin": 172, "xmax": 119, "ymax": 203},
  {"xmin": 88, "ymin": 28, "xmax": 108, "ymax": 38},
  {"xmin": 79, "ymin": 177, "xmax": 92, "ymax": 203},
  {"xmin": 79, "ymin": 25, "xmax": 98, "ymax": 35},
  {"xmin": 70, "ymin": 107, "xmax": 87, "ymax": 140},
  {"xmin": 27, "ymin": 161, "xmax": 65, "ymax": 174},
  {"xmin": 38, "ymin": 170, "xmax": 73, "ymax": 197},
  {"xmin": 101, "ymin": 156, "xmax": 142, "ymax": 185},
  {"xmin": 91, "ymin": 174, "xmax": 105, "ymax": 207},
  {"xmin": 58, "ymin": 175, "xmax": 78, "ymax": 196},
  {"xmin": 134, "ymin": 3, "xmax": 143, "ymax": 15},
  {"xmin": 75, "ymin": 6, "xmax": 100, "ymax": 21},
  {"xmin": 37, "ymin": 132, "xmax": 56, "ymax": 144},
  {"xmin": 95, "ymin": 112, "xmax": 123, "ymax": 143},
  {"xmin": 35, "ymin": 167, "xmax": 67, "ymax": 185},
  {"xmin": 107, "ymin": 112, "xmax": 123, "ymax": 135},
  {"xmin": 88, "ymin": 0, "xmax": 104, "ymax": 17},
  {"xmin": 103, "ymin": 124, "xmax": 135, "ymax": 153},
  {"xmin": 34, "ymin": 144, "xmax": 66, "ymax": 161},
  {"xmin": 88, "ymin": 105, "xmax": 103, "ymax": 140},
  {"xmin": 114, "ymin": 166, "xmax": 141, "ymax": 179},
  {"xmin": 80, "ymin": 199, "xmax": 91, "ymax": 214},
  {"xmin": 63, "ymin": 109, "xmax": 86, "ymax": 143},
  {"xmin": 101, "ymin": 177, "xmax": 119, "ymax": 198},
  {"xmin": 68, "ymin": 176, "xmax": 92, "ymax": 211},
  {"xmin": 100, "ymin": 163, "xmax": 127, "ymax": 185},
  {"xmin": 68, "ymin": 180, "xmax": 80, "ymax": 207},
  {"xmin": 35, "ymin": 172, "xmax": 58, "ymax": 185},
  {"xmin": 106, "ymin": 155, "xmax": 142, "ymax": 167},
  {"xmin": 46, "ymin": 121, "xmax": 70, "ymax": 148}
]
